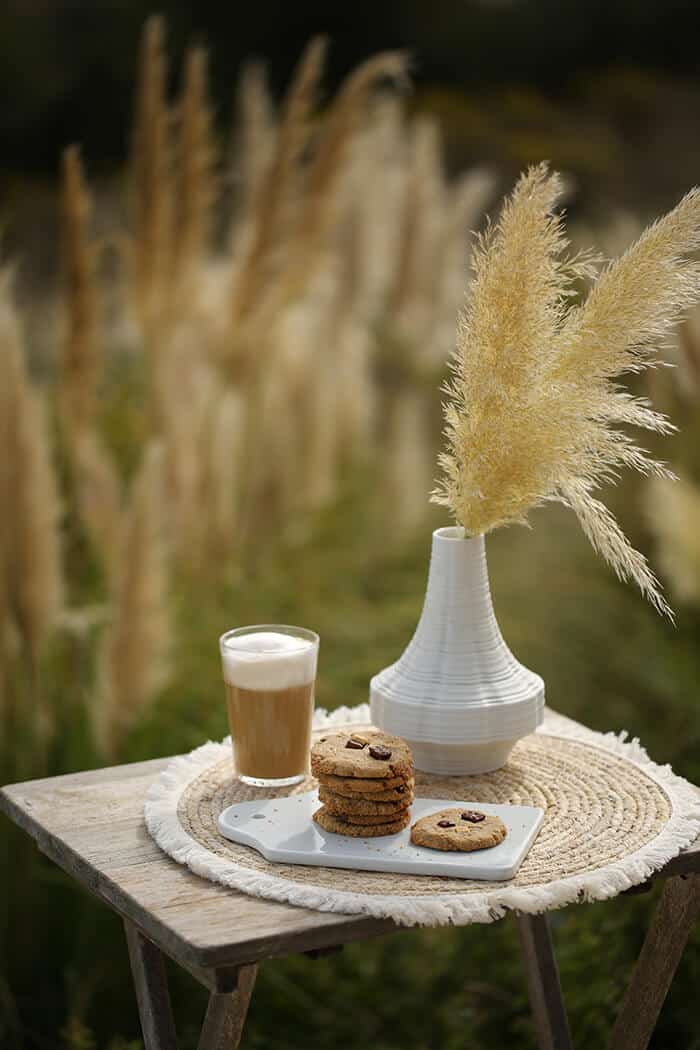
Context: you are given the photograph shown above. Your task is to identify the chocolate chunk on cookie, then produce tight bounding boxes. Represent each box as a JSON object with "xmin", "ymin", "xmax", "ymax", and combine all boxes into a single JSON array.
[
  {"xmin": 410, "ymin": 809, "xmax": 507, "ymax": 852},
  {"xmin": 461, "ymin": 810, "xmax": 486, "ymax": 823},
  {"xmin": 313, "ymin": 805, "xmax": 411, "ymax": 837},
  {"xmin": 311, "ymin": 730, "xmax": 413, "ymax": 780},
  {"xmin": 318, "ymin": 784, "xmax": 412, "ymax": 816},
  {"xmin": 344, "ymin": 734, "xmax": 369, "ymax": 750},
  {"xmin": 368, "ymin": 744, "xmax": 392, "ymax": 760}
]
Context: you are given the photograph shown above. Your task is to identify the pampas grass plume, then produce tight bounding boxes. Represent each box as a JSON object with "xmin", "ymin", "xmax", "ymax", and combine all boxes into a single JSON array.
[
  {"xmin": 71, "ymin": 427, "xmax": 123, "ymax": 586},
  {"xmin": 205, "ymin": 390, "xmax": 245, "ymax": 561},
  {"xmin": 60, "ymin": 145, "xmax": 99, "ymax": 430},
  {"xmin": 234, "ymin": 61, "xmax": 276, "ymax": 225},
  {"xmin": 291, "ymin": 50, "xmax": 409, "ymax": 282},
  {"xmin": 230, "ymin": 35, "xmax": 327, "ymax": 323},
  {"xmin": 172, "ymin": 44, "xmax": 217, "ymax": 288},
  {"xmin": 0, "ymin": 275, "xmax": 63, "ymax": 662},
  {"xmin": 130, "ymin": 15, "xmax": 172, "ymax": 329},
  {"xmin": 96, "ymin": 442, "xmax": 169, "ymax": 756},
  {"xmin": 434, "ymin": 164, "xmax": 700, "ymax": 616}
]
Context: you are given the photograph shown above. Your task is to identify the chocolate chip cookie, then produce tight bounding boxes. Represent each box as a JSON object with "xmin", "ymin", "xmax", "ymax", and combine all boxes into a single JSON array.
[
  {"xmin": 313, "ymin": 805, "xmax": 411, "ymax": 837},
  {"xmin": 316, "ymin": 771, "xmax": 410, "ymax": 795},
  {"xmin": 328, "ymin": 809, "xmax": 412, "ymax": 826},
  {"xmin": 317, "ymin": 775, "xmax": 415, "ymax": 802},
  {"xmin": 318, "ymin": 784, "xmax": 413, "ymax": 816},
  {"xmin": 410, "ymin": 808, "xmax": 507, "ymax": 852},
  {"xmin": 310, "ymin": 730, "xmax": 413, "ymax": 780}
]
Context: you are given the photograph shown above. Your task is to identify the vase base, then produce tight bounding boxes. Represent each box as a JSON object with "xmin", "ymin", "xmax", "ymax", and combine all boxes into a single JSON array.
[{"xmin": 408, "ymin": 737, "xmax": 520, "ymax": 775}]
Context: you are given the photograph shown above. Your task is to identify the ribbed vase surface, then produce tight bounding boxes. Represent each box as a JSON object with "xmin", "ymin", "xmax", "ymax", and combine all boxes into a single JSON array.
[{"xmin": 370, "ymin": 527, "xmax": 544, "ymax": 773}]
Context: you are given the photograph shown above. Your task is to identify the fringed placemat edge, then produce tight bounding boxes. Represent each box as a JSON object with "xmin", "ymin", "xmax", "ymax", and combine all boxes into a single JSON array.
[{"xmin": 144, "ymin": 705, "xmax": 700, "ymax": 926}]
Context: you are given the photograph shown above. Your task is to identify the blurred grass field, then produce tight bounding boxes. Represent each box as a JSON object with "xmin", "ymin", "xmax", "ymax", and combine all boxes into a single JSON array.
[{"xmin": 2, "ymin": 18, "xmax": 700, "ymax": 1050}]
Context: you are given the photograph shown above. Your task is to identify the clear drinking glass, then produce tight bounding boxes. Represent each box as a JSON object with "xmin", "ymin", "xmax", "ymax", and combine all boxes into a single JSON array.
[{"xmin": 219, "ymin": 624, "xmax": 319, "ymax": 787}]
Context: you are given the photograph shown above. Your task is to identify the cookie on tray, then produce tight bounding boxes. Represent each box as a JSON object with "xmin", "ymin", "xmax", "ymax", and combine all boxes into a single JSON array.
[
  {"xmin": 313, "ymin": 805, "xmax": 411, "ymax": 837},
  {"xmin": 410, "ymin": 809, "xmax": 507, "ymax": 852},
  {"xmin": 318, "ymin": 775, "xmax": 414, "ymax": 802},
  {"xmin": 331, "ymin": 809, "xmax": 413, "ymax": 826},
  {"xmin": 318, "ymin": 785, "xmax": 412, "ymax": 817},
  {"xmin": 316, "ymin": 771, "xmax": 410, "ymax": 795},
  {"xmin": 311, "ymin": 730, "xmax": 413, "ymax": 780}
]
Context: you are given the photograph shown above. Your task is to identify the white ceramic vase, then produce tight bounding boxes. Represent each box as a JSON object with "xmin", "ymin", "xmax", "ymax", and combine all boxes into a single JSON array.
[{"xmin": 370, "ymin": 526, "xmax": 544, "ymax": 774}]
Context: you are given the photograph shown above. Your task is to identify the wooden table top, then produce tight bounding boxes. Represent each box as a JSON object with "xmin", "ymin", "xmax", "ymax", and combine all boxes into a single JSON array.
[
  {"xmin": 0, "ymin": 756, "xmax": 395, "ymax": 970},
  {"xmin": 2, "ymin": 740, "xmax": 699, "ymax": 972}
]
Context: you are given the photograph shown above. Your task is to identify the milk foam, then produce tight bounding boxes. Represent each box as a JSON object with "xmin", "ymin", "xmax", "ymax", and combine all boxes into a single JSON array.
[{"xmin": 221, "ymin": 631, "xmax": 317, "ymax": 691}]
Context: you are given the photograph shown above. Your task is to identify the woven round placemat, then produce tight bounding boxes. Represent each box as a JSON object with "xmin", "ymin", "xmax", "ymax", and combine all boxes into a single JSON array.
[{"xmin": 145, "ymin": 706, "xmax": 700, "ymax": 925}]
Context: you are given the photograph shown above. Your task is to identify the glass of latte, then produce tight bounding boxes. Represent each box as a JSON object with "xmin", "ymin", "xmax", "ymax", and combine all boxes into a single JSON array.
[{"xmin": 219, "ymin": 625, "xmax": 319, "ymax": 786}]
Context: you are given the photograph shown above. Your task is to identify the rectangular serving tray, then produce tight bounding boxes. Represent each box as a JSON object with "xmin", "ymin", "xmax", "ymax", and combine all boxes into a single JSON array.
[{"xmin": 217, "ymin": 790, "xmax": 544, "ymax": 881}]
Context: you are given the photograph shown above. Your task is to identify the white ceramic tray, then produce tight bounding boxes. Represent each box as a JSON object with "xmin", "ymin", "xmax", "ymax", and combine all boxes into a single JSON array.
[{"xmin": 217, "ymin": 790, "xmax": 544, "ymax": 881}]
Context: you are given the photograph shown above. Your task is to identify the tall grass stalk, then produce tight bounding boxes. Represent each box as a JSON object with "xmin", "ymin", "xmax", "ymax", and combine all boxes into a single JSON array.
[
  {"xmin": 60, "ymin": 145, "xmax": 99, "ymax": 431},
  {"xmin": 172, "ymin": 45, "xmax": 217, "ymax": 292},
  {"xmin": 129, "ymin": 15, "xmax": 173, "ymax": 336},
  {"xmin": 229, "ymin": 36, "xmax": 327, "ymax": 327},
  {"xmin": 233, "ymin": 62, "xmax": 276, "ymax": 236},
  {"xmin": 287, "ymin": 51, "xmax": 408, "ymax": 298},
  {"xmin": 206, "ymin": 390, "xmax": 245, "ymax": 563},
  {"xmin": 95, "ymin": 442, "xmax": 169, "ymax": 756},
  {"xmin": 70, "ymin": 428, "xmax": 123, "ymax": 586},
  {"xmin": 0, "ymin": 275, "xmax": 64, "ymax": 670}
]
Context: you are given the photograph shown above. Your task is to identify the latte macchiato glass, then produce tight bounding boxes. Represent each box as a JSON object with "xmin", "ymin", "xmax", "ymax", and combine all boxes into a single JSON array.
[{"xmin": 219, "ymin": 625, "xmax": 319, "ymax": 786}]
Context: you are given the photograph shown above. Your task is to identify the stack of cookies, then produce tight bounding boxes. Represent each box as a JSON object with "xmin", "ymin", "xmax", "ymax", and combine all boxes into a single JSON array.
[{"xmin": 310, "ymin": 729, "xmax": 414, "ymax": 836}]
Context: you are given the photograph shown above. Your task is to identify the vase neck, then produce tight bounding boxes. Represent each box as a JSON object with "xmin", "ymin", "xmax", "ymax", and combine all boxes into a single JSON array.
[
  {"xmin": 408, "ymin": 529, "xmax": 509, "ymax": 659},
  {"xmin": 371, "ymin": 526, "xmax": 544, "ymax": 712}
]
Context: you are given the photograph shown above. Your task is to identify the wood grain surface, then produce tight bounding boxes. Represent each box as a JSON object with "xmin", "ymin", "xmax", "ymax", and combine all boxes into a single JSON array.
[{"xmin": 0, "ymin": 757, "xmax": 395, "ymax": 969}]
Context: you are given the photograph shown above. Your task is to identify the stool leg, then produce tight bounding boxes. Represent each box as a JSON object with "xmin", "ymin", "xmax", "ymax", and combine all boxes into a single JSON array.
[
  {"xmin": 609, "ymin": 874, "xmax": 700, "ymax": 1050},
  {"xmin": 517, "ymin": 913, "xmax": 574, "ymax": 1050},
  {"xmin": 124, "ymin": 920, "xmax": 178, "ymax": 1050},
  {"xmin": 197, "ymin": 964, "xmax": 257, "ymax": 1050}
]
